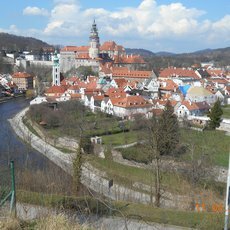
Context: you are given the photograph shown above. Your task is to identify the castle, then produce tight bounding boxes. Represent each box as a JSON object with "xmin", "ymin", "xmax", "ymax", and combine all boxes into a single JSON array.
[{"xmin": 60, "ymin": 20, "xmax": 146, "ymax": 73}]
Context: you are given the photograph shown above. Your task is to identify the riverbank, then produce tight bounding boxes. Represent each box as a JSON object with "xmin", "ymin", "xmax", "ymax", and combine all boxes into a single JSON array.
[{"xmin": 7, "ymin": 107, "xmax": 199, "ymax": 229}]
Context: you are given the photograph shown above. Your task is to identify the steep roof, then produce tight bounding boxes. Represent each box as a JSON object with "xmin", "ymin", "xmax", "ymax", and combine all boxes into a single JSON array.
[
  {"xmin": 159, "ymin": 67, "xmax": 200, "ymax": 79},
  {"xmin": 46, "ymin": 85, "xmax": 67, "ymax": 94},
  {"xmin": 113, "ymin": 95, "xmax": 151, "ymax": 108},
  {"xmin": 180, "ymin": 100, "xmax": 210, "ymax": 111},
  {"xmin": 100, "ymin": 41, "xmax": 117, "ymax": 50}
]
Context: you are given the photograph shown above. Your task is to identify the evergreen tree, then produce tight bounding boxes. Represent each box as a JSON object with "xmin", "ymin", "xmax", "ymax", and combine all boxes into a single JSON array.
[
  {"xmin": 158, "ymin": 100, "xmax": 180, "ymax": 155},
  {"xmin": 207, "ymin": 99, "xmax": 223, "ymax": 129}
]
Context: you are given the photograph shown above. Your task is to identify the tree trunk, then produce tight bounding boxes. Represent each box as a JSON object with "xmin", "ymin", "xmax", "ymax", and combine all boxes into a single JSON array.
[{"xmin": 155, "ymin": 157, "xmax": 161, "ymax": 207}]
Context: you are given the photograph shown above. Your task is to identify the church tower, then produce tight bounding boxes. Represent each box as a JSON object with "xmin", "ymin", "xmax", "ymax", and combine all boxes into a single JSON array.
[
  {"xmin": 52, "ymin": 50, "xmax": 60, "ymax": 86},
  {"xmin": 89, "ymin": 20, "xmax": 100, "ymax": 59}
]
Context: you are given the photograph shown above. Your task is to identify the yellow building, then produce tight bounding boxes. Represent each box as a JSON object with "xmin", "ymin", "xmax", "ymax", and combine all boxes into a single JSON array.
[{"xmin": 12, "ymin": 72, "xmax": 34, "ymax": 91}]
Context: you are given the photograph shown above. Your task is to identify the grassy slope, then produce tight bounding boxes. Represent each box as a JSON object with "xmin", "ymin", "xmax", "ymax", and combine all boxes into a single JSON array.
[
  {"xmin": 16, "ymin": 190, "xmax": 224, "ymax": 229},
  {"xmin": 180, "ymin": 129, "xmax": 230, "ymax": 167},
  {"xmin": 222, "ymin": 105, "xmax": 230, "ymax": 119}
]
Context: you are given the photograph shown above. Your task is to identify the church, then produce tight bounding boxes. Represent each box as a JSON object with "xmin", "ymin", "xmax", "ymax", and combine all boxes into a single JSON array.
[{"xmin": 60, "ymin": 20, "xmax": 146, "ymax": 73}]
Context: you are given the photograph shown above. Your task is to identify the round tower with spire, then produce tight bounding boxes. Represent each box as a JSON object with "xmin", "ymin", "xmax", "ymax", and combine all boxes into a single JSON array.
[
  {"xmin": 89, "ymin": 19, "xmax": 100, "ymax": 59},
  {"xmin": 52, "ymin": 50, "xmax": 60, "ymax": 86}
]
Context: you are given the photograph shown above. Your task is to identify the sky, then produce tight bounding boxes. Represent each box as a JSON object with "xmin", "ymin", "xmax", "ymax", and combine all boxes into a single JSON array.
[{"xmin": 1, "ymin": 0, "xmax": 230, "ymax": 53}]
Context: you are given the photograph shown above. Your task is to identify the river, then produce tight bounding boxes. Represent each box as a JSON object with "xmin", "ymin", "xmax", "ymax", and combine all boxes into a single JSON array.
[{"xmin": 0, "ymin": 97, "xmax": 73, "ymax": 194}]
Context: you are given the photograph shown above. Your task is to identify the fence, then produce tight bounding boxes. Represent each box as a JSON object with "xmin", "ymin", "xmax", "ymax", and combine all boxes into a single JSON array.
[{"xmin": 0, "ymin": 160, "xmax": 16, "ymax": 216}]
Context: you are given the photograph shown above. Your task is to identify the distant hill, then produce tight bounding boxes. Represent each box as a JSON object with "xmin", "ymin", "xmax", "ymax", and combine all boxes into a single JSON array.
[
  {"xmin": 0, "ymin": 33, "xmax": 52, "ymax": 52},
  {"xmin": 155, "ymin": 51, "xmax": 176, "ymax": 57},
  {"xmin": 179, "ymin": 47, "xmax": 230, "ymax": 60},
  {"xmin": 145, "ymin": 46, "xmax": 230, "ymax": 71},
  {"xmin": 126, "ymin": 48, "xmax": 155, "ymax": 57}
]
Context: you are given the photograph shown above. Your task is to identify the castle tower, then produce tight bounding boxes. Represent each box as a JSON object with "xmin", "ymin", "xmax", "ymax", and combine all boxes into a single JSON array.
[
  {"xmin": 89, "ymin": 20, "xmax": 100, "ymax": 59},
  {"xmin": 52, "ymin": 50, "xmax": 60, "ymax": 86}
]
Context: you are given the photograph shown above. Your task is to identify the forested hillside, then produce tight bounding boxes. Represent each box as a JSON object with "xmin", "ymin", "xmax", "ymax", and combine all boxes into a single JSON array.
[{"xmin": 0, "ymin": 33, "xmax": 52, "ymax": 51}]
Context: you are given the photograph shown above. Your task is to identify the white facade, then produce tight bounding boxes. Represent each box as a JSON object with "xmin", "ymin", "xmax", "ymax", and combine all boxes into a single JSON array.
[
  {"xmin": 52, "ymin": 52, "xmax": 60, "ymax": 86},
  {"xmin": 30, "ymin": 96, "xmax": 47, "ymax": 105}
]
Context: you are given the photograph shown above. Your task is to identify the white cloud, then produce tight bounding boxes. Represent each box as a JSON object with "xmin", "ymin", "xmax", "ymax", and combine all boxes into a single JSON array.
[
  {"xmin": 23, "ymin": 6, "xmax": 49, "ymax": 16},
  {"xmin": 11, "ymin": 0, "xmax": 230, "ymax": 52}
]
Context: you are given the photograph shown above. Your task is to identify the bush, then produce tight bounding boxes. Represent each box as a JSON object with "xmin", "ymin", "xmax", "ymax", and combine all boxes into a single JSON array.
[{"xmin": 120, "ymin": 144, "xmax": 151, "ymax": 164}]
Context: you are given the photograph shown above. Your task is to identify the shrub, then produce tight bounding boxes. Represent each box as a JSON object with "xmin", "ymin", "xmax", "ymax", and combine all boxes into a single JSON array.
[{"xmin": 120, "ymin": 144, "xmax": 151, "ymax": 164}]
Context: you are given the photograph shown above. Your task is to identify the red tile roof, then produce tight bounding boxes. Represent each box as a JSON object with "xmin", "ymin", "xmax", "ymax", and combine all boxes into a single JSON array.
[
  {"xmin": 12, "ymin": 72, "xmax": 33, "ymax": 78},
  {"xmin": 112, "ymin": 67, "xmax": 152, "ymax": 79},
  {"xmin": 159, "ymin": 67, "xmax": 200, "ymax": 79},
  {"xmin": 61, "ymin": 46, "xmax": 89, "ymax": 52},
  {"xmin": 46, "ymin": 85, "xmax": 67, "ymax": 94},
  {"xmin": 159, "ymin": 79, "xmax": 178, "ymax": 91},
  {"xmin": 105, "ymin": 87, "xmax": 126, "ymax": 98},
  {"xmin": 100, "ymin": 41, "xmax": 125, "ymax": 52},
  {"xmin": 207, "ymin": 69, "xmax": 224, "ymax": 77},
  {"xmin": 113, "ymin": 95, "xmax": 151, "ymax": 108},
  {"xmin": 180, "ymin": 100, "xmax": 210, "ymax": 111}
]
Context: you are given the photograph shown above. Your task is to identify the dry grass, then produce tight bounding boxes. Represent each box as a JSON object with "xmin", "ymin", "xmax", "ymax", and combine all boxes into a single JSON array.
[
  {"xmin": 0, "ymin": 217, "xmax": 21, "ymax": 230},
  {"xmin": 0, "ymin": 215, "xmax": 90, "ymax": 230},
  {"xmin": 35, "ymin": 214, "xmax": 83, "ymax": 230}
]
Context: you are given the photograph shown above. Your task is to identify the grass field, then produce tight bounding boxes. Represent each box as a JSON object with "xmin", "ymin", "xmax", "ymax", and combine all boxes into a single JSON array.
[
  {"xmin": 222, "ymin": 105, "xmax": 230, "ymax": 119},
  {"xmin": 109, "ymin": 128, "xmax": 230, "ymax": 167},
  {"xmin": 102, "ymin": 130, "xmax": 141, "ymax": 146},
  {"xmin": 16, "ymin": 190, "xmax": 225, "ymax": 229},
  {"xmin": 88, "ymin": 155, "xmax": 193, "ymax": 195},
  {"xmin": 180, "ymin": 129, "xmax": 230, "ymax": 167}
]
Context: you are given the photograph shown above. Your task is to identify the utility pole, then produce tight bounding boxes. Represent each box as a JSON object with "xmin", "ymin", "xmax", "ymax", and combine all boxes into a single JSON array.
[
  {"xmin": 224, "ymin": 153, "xmax": 230, "ymax": 230},
  {"xmin": 10, "ymin": 160, "xmax": 16, "ymax": 217}
]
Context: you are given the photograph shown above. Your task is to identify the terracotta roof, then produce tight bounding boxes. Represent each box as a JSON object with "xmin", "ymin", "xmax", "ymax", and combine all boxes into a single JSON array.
[
  {"xmin": 159, "ymin": 79, "xmax": 178, "ymax": 91},
  {"xmin": 113, "ymin": 78, "xmax": 128, "ymax": 88},
  {"xmin": 105, "ymin": 87, "xmax": 126, "ymax": 98},
  {"xmin": 207, "ymin": 69, "xmax": 224, "ymax": 77},
  {"xmin": 113, "ymin": 95, "xmax": 151, "ymax": 108},
  {"xmin": 112, "ymin": 67, "xmax": 152, "ymax": 79},
  {"xmin": 61, "ymin": 46, "xmax": 89, "ymax": 52},
  {"xmin": 100, "ymin": 41, "xmax": 117, "ymax": 50},
  {"xmin": 159, "ymin": 67, "xmax": 200, "ymax": 79},
  {"xmin": 180, "ymin": 100, "xmax": 210, "ymax": 111},
  {"xmin": 12, "ymin": 72, "xmax": 32, "ymax": 78},
  {"xmin": 46, "ymin": 85, "xmax": 67, "ymax": 94},
  {"xmin": 208, "ymin": 78, "xmax": 229, "ymax": 85}
]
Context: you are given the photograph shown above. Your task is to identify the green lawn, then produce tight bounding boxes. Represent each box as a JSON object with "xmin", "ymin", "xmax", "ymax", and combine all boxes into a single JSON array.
[
  {"xmin": 107, "ymin": 128, "xmax": 230, "ymax": 167},
  {"xmin": 115, "ymin": 202, "xmax": 224, "ymax": 229},
  {"xmin": 102, "ymin": 130, "xmax": 141, "ymax": 146},
  {"xmin": 88, "ymin": 156, "xmax": 190, "ymax": 194},
  {"xmin": 180, "ymin": 129, "xmax": 230, "ymax": 167},
  {"xmin": 222, "ymin": 105, "xmax": 230, "ymax": 119}
]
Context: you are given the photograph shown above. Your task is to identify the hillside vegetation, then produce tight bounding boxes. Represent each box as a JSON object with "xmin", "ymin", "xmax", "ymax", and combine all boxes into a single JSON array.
[{"xmin": 0, "ymin": 33, "xmax": 52, "ymax": 51}]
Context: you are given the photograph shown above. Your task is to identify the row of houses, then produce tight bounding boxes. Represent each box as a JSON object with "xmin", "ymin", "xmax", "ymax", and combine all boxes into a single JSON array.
[{"xmin": 30, "ymin": 67, "xmax": 229, "ymax": 120}]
